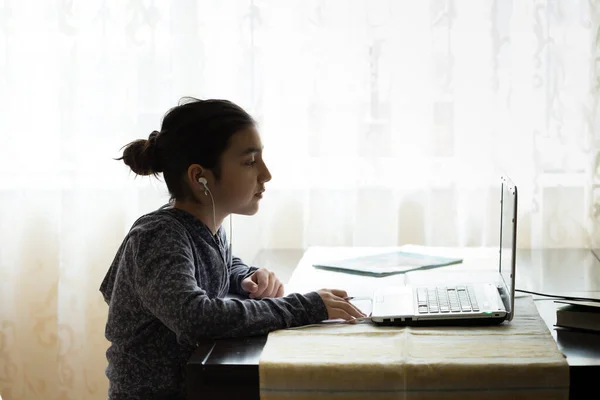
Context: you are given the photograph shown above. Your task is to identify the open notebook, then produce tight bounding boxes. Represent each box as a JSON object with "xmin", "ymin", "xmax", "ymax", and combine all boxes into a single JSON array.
[{"xmin": 312, "ymin": 250, "xmax": 463, "ymax": 277}]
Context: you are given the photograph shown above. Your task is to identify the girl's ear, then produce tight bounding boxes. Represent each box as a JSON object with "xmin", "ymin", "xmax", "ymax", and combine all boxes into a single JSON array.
[
  {"xmin": 187, "ymin": 164, "xmax": 204, "ymax": 183},
  {"xmin": 185, "ymin": 164, "xmax": 208, "ymax": 201}
]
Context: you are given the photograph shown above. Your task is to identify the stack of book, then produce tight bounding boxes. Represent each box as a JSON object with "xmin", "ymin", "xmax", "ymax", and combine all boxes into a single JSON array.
[{"xmin": 555, "ymin": 300, "xmax": 600, "ymax": 333}]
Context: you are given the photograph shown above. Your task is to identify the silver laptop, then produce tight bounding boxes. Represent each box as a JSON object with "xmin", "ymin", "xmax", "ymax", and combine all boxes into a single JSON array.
[{"xmin": 371, "ymin": 175, "xmax": 518, "ymax": 326}]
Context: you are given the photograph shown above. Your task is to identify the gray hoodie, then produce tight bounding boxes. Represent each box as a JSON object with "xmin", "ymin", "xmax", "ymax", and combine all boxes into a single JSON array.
[{"xmin": 100, "ymin": 206, "xmax": 328, "ymax": 399}]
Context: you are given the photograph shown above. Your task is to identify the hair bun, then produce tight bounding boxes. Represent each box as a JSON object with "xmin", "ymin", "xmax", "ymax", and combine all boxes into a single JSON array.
[{"xmin": 119, "ymin": 131, "xmax": 163, "ymax": 175}]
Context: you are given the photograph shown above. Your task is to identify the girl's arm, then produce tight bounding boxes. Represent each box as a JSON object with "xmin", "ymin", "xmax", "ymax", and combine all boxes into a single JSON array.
[
  {"xmin": 132, "ymin": 221, "xmax": 328, "ymax": 346},
  {"xmin": 227, "ymin": 255, "xmax": 259, "ymax": 296},
  {"xmin": 218, "ymin": 228, "xmax": 258, "ymax": 296}
]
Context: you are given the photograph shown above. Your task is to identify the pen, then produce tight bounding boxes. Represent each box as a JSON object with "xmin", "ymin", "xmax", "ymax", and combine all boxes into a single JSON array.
[{"xmin": 344, "ymin": 296, "xmax": 371, "ymax": 301}]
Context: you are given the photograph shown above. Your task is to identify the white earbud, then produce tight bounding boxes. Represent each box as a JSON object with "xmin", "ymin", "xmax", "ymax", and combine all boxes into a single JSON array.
[{"xmin": 198, "ymin": 177, "xmax": 209, "ymax": 196}]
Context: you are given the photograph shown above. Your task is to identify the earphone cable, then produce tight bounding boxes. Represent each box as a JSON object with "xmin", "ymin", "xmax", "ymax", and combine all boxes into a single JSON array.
[{"xmin": 204, "ymin": 185, "xmax": 229, "ymax": 295}]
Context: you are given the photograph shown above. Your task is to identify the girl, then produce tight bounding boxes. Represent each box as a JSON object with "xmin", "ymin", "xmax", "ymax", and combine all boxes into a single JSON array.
[{"xmin": 100, "ymin": 98, "xmax": 364, "ymax": 400}]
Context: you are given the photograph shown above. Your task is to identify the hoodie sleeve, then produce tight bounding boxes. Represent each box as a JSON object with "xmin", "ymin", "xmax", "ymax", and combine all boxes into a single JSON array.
[
  {"xmin": 217, "ymin": 228, "xmax": 258, "ymax": 296},
  {"xmin": 132, "ymin": 220, "xmax": 328, "ymax": 346},
  {"xmin": 228, "ymin": 256, "xmax": 259, "ymax": 296}
]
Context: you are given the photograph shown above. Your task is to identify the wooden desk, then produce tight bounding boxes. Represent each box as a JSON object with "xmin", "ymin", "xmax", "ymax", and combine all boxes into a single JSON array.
[{"xmin": 186, "ymin": 249, "xmax": 600, "ymax": 400}]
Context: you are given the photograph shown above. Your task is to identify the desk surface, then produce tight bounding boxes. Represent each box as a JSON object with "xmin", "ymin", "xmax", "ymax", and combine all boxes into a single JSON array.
[{"xmin": 187, "ymin": 249, "xmax": 600, "ymax": 400}]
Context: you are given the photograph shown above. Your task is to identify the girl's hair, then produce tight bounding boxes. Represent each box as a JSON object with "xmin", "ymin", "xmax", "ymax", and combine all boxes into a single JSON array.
[{"xmin": 118, "ymin": 97, "xmax": 255, "ymax": 201}]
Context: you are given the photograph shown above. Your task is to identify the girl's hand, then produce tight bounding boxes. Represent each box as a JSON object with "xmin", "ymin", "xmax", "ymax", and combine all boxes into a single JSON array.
[
  {"xmin": 241, "ymin": 268, "xmax": 284, "ymax": 299},
  {"xmin": 317, "ymin": 289, "xmax": 366, "ymax": 320}
]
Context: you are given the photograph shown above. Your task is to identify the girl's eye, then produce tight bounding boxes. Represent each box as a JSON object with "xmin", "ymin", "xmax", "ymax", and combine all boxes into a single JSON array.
[{"xmin": 245, "ymin": 160, "xmax": 257, "ymax": 166}]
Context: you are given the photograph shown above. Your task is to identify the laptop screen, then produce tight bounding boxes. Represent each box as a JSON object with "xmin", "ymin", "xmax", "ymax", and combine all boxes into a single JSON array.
[{"xmin": 499, "ymin": 176, "xmax": 517, "ymax": 318}]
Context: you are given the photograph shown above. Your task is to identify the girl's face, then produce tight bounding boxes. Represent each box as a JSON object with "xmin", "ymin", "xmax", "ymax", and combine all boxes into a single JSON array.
[{"xmin": 204, "ymin": 127, "xmax": 272, "ymax": 216}]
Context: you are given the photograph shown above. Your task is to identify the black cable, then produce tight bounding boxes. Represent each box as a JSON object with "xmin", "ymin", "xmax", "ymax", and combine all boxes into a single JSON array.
[{"xmin": 516, "ymin": 289, "xmax": 600, "ymax": 303}]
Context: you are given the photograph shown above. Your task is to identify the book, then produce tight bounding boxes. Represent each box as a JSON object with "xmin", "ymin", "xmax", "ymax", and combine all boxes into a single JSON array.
[
  {"xmin": 555, "ymin": 300, "xmax": 600, "ymax": 333},
  {"xmin": 312, "ymin": 251, "xmax": 463, "ymax": 277}
]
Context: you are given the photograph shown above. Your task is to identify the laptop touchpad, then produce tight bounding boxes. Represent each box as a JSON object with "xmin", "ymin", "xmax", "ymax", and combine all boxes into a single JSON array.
[{"xmin": 379, "ymin": 287, "xmax": 414, "ymax": 316}]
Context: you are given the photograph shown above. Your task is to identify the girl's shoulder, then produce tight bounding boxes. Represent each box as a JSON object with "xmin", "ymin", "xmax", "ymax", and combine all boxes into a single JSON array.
[{"xmin": 129, "ymin": 207, "xmax": 189, "ymax": 238}]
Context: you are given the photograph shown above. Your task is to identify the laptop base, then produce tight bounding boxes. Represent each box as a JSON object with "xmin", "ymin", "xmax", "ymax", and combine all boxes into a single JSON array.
[{"xmin": 372, "ymin": 315, "xmax": 508, "ymax": 327}]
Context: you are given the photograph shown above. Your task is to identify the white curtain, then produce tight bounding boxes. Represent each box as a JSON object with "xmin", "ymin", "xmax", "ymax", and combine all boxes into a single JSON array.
[{"xmin": 1, "ymin": 1, "xmax": 599, "ymax": 399}]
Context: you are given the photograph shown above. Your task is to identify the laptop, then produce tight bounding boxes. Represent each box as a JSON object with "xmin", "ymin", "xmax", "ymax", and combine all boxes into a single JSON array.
[{"xmin": 370, "ymin": 175, "xmax": 518, "ymax": 326}]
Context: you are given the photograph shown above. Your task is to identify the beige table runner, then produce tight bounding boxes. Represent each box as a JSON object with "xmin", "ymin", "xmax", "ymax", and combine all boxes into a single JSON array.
[{"xmin": 259, "ymin": 296, "xmax": 569, "ymax": 400}]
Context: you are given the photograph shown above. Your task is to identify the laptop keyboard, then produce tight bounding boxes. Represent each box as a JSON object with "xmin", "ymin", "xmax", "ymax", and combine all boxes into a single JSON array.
[{"xmin": 417, "ymin": 286, "xmax": 479, "ymax": 314}]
